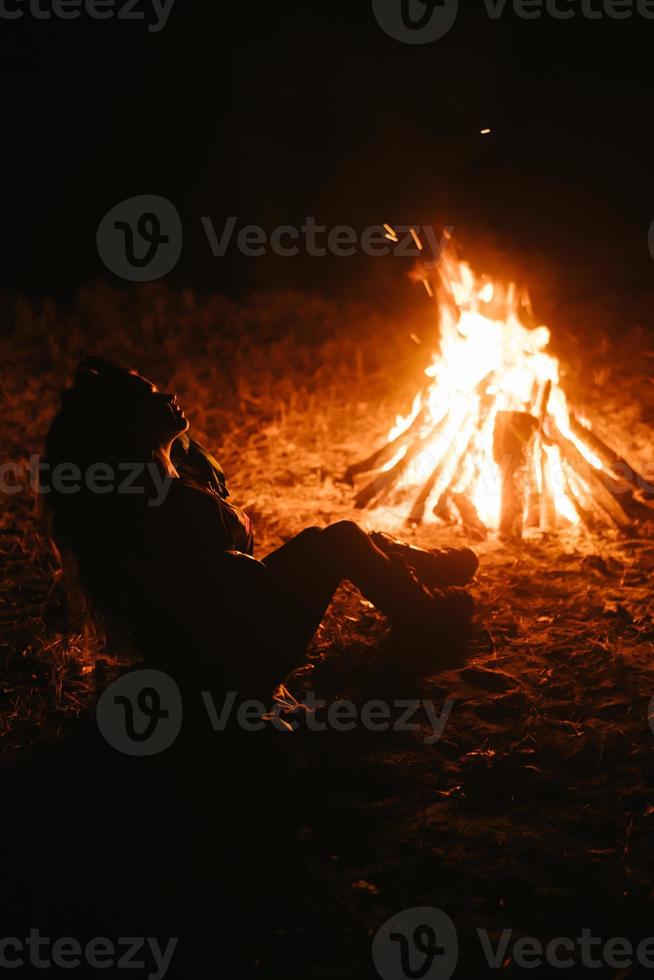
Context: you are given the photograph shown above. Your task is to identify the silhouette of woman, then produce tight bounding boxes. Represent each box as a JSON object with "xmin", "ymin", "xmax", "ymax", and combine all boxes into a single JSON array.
[{"xmin": 44, "ymin": 358, "xmax": 477, "ymax": 703}]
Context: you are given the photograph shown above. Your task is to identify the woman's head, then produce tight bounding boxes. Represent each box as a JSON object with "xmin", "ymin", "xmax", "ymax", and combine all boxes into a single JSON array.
[
  {"xmin": 43, "ymin": 355, "xmax": 192, "ymax": 546},
  {"xmin": 54, "ymin": 357, "xmax": 189, "ymax": 463}
]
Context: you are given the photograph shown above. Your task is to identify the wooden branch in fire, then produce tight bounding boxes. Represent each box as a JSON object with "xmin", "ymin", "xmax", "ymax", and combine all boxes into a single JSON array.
[
  {"xmin": 353, "ymin": 413, "xmax": 449, "ymax": 509},
  {"xmin": 493, "ymin": 411, "xmax": 539, "ymax": 541},
  {"xmin": 549, "ymin": 425, "xmax": 634, "ymax": 530},
  {"xmin": 344, "ymin": 400, "xmax": 428, "ymax": 485},
  {"xmin": 348, "ymin": 397, "xmax": 654, "ymax": 538}
]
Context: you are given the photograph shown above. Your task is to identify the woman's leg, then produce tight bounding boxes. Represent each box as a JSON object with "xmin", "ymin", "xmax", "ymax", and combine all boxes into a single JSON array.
[
  {"xmin": 262, "ymin": 521, "xmax": 474, "ymax": 674},
  {"xmin": 261, "ymin": 523, "xmax": 391, "ymax": 658}
]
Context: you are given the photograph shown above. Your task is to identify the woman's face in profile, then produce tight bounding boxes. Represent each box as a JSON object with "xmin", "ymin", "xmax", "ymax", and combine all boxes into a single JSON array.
[{"xmin": 125, "ymin": 371, "xmax": 189, "ymax": 441}]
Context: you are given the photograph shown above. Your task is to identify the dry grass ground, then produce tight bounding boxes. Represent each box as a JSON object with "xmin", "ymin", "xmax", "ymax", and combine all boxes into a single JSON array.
[{"xmin": 2, "ymin": 283, "xmax": 654, "ymax": 977}]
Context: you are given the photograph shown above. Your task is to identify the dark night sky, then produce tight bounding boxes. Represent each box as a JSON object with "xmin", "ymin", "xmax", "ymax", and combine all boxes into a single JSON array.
[{"xmin": 2, "ymin": 1, "xmax": 653, "ymax": 312}]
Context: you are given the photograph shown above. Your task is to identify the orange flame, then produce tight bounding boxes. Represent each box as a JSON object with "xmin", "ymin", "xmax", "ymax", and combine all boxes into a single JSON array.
[{"xmin": 386, "ymin": 254, "xmax": 603, "ymax": 530}]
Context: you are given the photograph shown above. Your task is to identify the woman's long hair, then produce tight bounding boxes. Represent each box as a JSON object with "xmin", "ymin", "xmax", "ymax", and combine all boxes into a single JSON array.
[{"xmin": 44, "ymin": 356, "xmax": 226, "ymax": 650}]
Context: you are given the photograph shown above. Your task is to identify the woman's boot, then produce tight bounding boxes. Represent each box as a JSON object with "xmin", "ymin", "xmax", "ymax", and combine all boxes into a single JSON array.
[
  {"xmin": 370, "ymin": 531, "xmax": 479, "ymax": 588},
  {"xmin": 365, "ymin": 553, "xmax": 475, "ymax": 635}
]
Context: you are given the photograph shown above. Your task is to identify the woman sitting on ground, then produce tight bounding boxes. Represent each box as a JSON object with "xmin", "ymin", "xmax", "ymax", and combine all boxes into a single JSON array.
[{"xmin": 44, "ymin": 358, "xmax": 477, "ymax": 704}]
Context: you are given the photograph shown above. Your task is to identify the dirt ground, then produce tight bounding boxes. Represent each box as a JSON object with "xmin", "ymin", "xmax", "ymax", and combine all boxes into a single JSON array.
[{"xmin": 2, "ymin": 283, "xmax": 654, "ymax": 977}]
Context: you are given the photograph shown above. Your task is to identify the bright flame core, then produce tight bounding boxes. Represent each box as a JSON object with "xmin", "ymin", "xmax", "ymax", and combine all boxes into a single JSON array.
[{"xmin": 387, "ymin": 255, "xmax": 601, "ymax": 530}]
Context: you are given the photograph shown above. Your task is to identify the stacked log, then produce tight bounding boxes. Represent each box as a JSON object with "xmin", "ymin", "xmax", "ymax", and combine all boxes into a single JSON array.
[
  {"xmin": 346, "ymin": 399, "xmax": 654, "ymax": 538},
  {"xmin": 493, "ymin": 411, "xmax": 539, "ymax": 540}
]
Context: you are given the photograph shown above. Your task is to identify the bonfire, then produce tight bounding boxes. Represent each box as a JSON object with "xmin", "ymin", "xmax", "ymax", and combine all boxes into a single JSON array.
[{"xmin": 347, "ymin": 241, "xmax": 654, "ymax": 539}]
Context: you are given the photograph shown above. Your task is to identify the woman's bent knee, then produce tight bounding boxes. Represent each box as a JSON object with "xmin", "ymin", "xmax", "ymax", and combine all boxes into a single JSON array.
[
  {"xmin": 324, "ymin": 520, "xmax": 359, "ymax": 537},
  {"xmin": 322, "ymin": 520, "xmax": 367, "ymax": 549},
  {"xmin": 294, "ymin": 526, "xmax": 324, "ymax": 545}
]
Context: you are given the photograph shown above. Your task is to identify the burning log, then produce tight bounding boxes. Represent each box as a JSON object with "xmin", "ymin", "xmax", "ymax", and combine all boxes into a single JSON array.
[
  {"xmin": 493, "ymin": 411, "xmax": 539, "ymax": 540},
  {"xmin": 426, "ymin": 388, "xmax": 497, "ymax": 524},
  {"xmin": 533, "ymin": 381, "xmax": 557, "ymax": 532},
  {"xmin": 569, "ymin": 415, "xmax": 646, "ymax": 490},
  {"xmin": 354, "ymin": 445, "xmax": 415, "ymax": 509},
  {"xmin": 451, "ymin": 492, "xmax": 488, "ymax": 539},
  {"xmin": 429, "ymin": 434, "xmax": 475, "ymax": 521},
  {"xmin": 538, "ymin": 442, "xmax": 559, "ymax": 532},
  {"xmin": 561, "ymin": 466, "xmax": 598, "ymax": 531},
  {"xmin": 407, "ymin": 425, "xmax": 475, "ymax": 525},
  {"xmin": 354, "ymin": 415, "xmax": 447, "ymax": 509},
  {"xmin": 549, "ymin": 425, "xmax": 632, "ymax": 529},
  {"xmin": 406, "ymin": 458, "xmax": 446, "ymax": 526},
  {"xmin": 525, "ymin": 473, "xmax": 541, "ymax": 529},
  {"xmin": 568, "ymin": 415, "xmax": 654, "ymax": 519},
  {"xmin": 432, "ymin": 493, "xmax": 457, "ymax": 525},
  {"xmin": 344, "ymin": 401, "xmax": 428, "ymax": 484}
]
